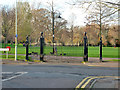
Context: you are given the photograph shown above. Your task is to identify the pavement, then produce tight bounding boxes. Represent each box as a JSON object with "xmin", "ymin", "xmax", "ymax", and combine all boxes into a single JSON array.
[
  {"xmin": 2, "ymin": 56, "xmax": 119, "ymax": 68},
  {"xmin": 92, "ymin": 77, "xmax": 119, "ymax": 88}
]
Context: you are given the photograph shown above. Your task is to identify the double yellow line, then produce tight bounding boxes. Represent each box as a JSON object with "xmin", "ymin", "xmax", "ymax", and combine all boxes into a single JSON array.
[
  {"xmin": 75, "ymin": 76, "xmax": 118, "ymax": 89},
  {"xmin": 75, "ymin": 76, "xmax": 97, "ymax": 89}
]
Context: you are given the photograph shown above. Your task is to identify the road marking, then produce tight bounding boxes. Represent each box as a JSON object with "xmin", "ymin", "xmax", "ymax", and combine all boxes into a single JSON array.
[
  {"xmin": 81, "ymin": 77, "xmax": 97, "ymax": 88},
  {"xmin": 89, "ymin": 79, "xmax": 97, "ymax": 88},
  {"xmin": 75, "ymin": 77, "xmax": 91, "ymax": 89},
  {"xmin": 96, "ymin": 76, "xmax": 119, "ymax": 78},
  {"xmin": 75, "ymin": 76, "xmax": 119, "ymax": 89},
  {"xmin": 2, "ymin": 72, "xmax": 13, "ymax": 74},
  {"xmin": 2, "ymin": 72, "xmax": 28, "ymax": 82},
  {"xmin": 87, "ymin": 65, "xmax": 119, "ymax": 67},
  {"xmin": 15, "ymin": 72, "xmax": 28, "ymax": 74}
]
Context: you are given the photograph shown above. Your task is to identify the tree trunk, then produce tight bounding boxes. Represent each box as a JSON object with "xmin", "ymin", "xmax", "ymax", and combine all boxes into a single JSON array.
[{"xmin": 4, "ymin": 37, "xmax": 7, "ymax": 53}]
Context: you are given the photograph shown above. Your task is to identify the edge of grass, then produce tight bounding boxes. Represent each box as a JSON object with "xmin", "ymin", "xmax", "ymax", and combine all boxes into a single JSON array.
[
  {"xmin": 1, "ymin": 55, "xmax": 42, "ymax": 63},
  {"xmin": 104, "ymin": 59, "xmax": 120, "ymax": 62}
]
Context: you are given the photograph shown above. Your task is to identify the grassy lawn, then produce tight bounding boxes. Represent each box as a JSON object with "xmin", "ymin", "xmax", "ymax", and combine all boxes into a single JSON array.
[
  {"xmin": 1, "ymin": 55, "xmax": 25, "ymax": 60},
  {"xmin": 1, "ymin": 55, "xmax": 41, "ymax": 62},
  {"xmin": 105, "ymin": 59, "xmax": 120, "ymax": 62},
  {"xmin": 88, "ymin": 46, "xmax": 118, "ymax": 58},
  {"xmin": 1, "ymin": 44, "xmax": 118, "ymax": 58}
]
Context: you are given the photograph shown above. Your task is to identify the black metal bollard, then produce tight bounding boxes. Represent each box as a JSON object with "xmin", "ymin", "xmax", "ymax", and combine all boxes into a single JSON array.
[
  {"xmin": 53, "ymin": 36, "xmax": 55, "ymax": 54},
  {"xmin": 84, "ymin": 32, "xmax": 88, "ymax": 62},
  {"xmin": 100, "ymin": 37, "xmax": 102, "ymax": 62},
  {"xmin": 40, "ymin": 32, "xmax": 44, "ymax": 61},
  {"xmin": 26, "ymin": 36, "xmax": 29, "ymax": 60}
]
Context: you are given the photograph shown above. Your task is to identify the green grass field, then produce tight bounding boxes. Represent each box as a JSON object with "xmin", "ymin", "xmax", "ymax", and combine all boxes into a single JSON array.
[
  {"xmin": 1, "ymin": 55, "xmax": 25, "ymax": 60},
  {"xmin": 1, "ymin": 44, "xmax": 119, "ymax": 58},
  {"xmin": 105, "ymin": 59, "xmax": 120, "ymax": 62}
]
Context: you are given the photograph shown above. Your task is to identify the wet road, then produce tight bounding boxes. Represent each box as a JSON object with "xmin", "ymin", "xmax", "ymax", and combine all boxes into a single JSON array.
[{"xmin": 2, "ymin": 64, "xmax": 118, "ymax": 88}]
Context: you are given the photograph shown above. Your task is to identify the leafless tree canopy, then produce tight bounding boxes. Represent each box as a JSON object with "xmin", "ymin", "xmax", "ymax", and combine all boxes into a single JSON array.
[{"xmin": 0, "ymin": 0, "xmax": 119, "ymax": 46}]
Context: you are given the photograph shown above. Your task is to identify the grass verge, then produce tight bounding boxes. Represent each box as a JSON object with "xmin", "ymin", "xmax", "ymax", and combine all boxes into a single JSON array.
[
  {"xmin": 104, "ymin": 59, "xmax": 120, "ymax": 62},
  {"xmin": 1, "ymin": 55, "xmax": 42, "ymax": 62}
]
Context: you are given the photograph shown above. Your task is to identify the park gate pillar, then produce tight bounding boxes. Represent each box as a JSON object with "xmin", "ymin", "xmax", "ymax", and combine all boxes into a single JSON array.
[
  {"xmin": 100, "ymin": 37, "xmax": 102, "ymax": 62},
  {"xmin": 26, "ymin": 35, "xmax": 29, "ymax": 60},
  {"xmin": 84, "ymin": 32, "xmax": 88, "ymax": 62},
  {"xmin": 40, "ymin": 32, "xmax": 44, "ymax": 61}
]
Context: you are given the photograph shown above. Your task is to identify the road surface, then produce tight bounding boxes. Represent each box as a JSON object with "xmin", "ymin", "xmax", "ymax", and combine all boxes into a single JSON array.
[{"xmin": 2, "ymin": 63, "xmax": 119, "ymax": 89}]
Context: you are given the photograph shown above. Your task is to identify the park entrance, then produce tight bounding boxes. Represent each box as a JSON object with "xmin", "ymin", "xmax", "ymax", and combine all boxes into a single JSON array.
[
  {"xmin": 43, "ymin": 33, "xmax": 84, "ymax": 63},
  {"xmin": 25, "ymin": 32, "xmax": 91, "ymax": 63},
  {"xmin": 25, "ymin": 31, "xmax": 103, "ymax": 63}
]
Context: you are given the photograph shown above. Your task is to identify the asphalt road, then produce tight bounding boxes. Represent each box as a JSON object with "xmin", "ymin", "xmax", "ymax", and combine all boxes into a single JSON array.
[{"xmin": 2, "ymin": 64, "xmax": 119, "ymax": 88}]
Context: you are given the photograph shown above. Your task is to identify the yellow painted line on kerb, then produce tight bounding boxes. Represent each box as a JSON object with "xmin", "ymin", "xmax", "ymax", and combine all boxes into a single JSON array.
[
  {"xmin": 96, "ymin": 76, "xmax": 119, "ymax": 78},
  {"xmin": 87, "ymin": 65, "xmax": 119, "ymax": 67},
  {"xmin": 75, "ymin": 76, "xmax": 119, "ymax": 89},
  {"xmin": 81, "ymin": 77, "xmax": 97, "ymax": 88},
  {"xmin": 76, "ymin": 77, "xmax": 91, "ymax": 89}
]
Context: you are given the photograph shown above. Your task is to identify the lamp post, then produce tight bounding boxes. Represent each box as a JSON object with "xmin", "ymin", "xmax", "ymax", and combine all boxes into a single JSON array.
[
  {"xmin": 15, "ymin": 0, "xmax": 17, "ymax": 61},
  {"xmin": 51, "ymin": 1, "xmax": 61, "ymax": 54},
  {"xmin": 52, "ymin": 1, "xmax": 55, "ymax": 54},
  {"xmin": 99, "ymin": 0, "xmax": 102, "ymax": 62}
]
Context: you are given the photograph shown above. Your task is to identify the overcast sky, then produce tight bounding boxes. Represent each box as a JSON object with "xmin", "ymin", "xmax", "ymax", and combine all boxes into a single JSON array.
[
  {"xmin": 0, "ymin": 0, "xmax": 118, "ymax": 26},
  {"xmin": 0, "ymin": 0, "xmax": 88, "ymax": 26}
]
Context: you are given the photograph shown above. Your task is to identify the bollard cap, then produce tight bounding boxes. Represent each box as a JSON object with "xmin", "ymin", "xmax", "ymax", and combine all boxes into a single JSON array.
[
  {"xmin": 26, "ymin": 35, "xmax": 30, "ymax": 39},
  {"xmin": 26, "ymin": 36, "xmax": 28, "ymax": 39},
  {"xmin": 84, "ymin": 32, "xmax": 87, "ymax": 36},
  {"xmin": 41, "ymin": 32, "xmax": 43, "ymax": 36}
]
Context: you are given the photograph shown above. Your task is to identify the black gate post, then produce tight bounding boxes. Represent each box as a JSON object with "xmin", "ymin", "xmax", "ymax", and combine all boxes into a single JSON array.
[
  {"xmin": 40, "ymin": 32, "xmax": 44, "ymax": 61},
  {"xmin": 84, "ymin": 32, "xmax": 88, "ymax": 62},
  {"xmin": 100, "ymin": 37, "xmax": 102, "ymax": 62},
  {"xmin": 26, "ymin": 35, "xmax": 29, "ymax": 60}
]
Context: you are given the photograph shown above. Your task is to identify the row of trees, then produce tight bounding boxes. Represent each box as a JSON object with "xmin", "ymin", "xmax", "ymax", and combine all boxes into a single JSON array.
[{"xmin": 0, "ymin": 0, "xmax": 119, "ymax": 47}]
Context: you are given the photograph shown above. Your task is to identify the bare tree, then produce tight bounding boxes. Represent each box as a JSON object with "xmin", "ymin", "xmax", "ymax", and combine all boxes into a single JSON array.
[
  {"xmin": 0, "ymin": 6, "xmax": 2, "ymax": 45},
  {"xmin": 68, "ymin": 12, "xmax": 76, "ymax": 46},
  {"xmin": 31, "ymin": 8, "xmax": 51, "ymax": 44},
  {"xmin": 71, "ymin": 0, "xmax": 119, "ymax": 45},
  {"xmin": 42, "ymin": 0, "xmax": 68, "ymax": 45},
  {"xmin": 2, "ymin": 6, "xmax": 15, "ymax": 47},
  {"xmin": 17, "ymin": 2, "xmax": 32, "ymax": 43}
]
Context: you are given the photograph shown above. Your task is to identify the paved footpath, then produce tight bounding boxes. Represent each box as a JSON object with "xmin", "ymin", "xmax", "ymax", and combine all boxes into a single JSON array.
[{"xmin": 2, "ymin": 56, "xmax": 119, "ymax": 68}]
